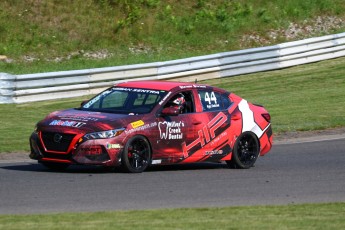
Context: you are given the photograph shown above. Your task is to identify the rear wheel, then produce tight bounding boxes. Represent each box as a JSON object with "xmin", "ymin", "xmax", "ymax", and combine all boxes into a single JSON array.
[
  {"xmin": 40, "ymin": 161, "xmax": 70, "ymax": 171},
  {"xmin": 122, "ymin": 135, "xmax": 151, "ymax": 173},
  {"xmin": 226, "ymin": 132, "xmax": 260, "ymax": 169}
]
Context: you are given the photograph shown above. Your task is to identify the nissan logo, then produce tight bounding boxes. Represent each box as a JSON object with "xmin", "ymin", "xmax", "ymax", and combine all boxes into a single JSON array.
[{"xmin": 53, "ymin": 133, "xmax": 63, "ymax": 143}]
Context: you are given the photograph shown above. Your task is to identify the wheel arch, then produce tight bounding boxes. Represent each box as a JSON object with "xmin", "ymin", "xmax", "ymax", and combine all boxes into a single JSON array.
[
  {"xmin": 121, "ymin": 134, "xmax": 153, "ymax": 173},
  {"xmin": 227, "ymin": 130, "xmax": 261, "ymax": 169}
]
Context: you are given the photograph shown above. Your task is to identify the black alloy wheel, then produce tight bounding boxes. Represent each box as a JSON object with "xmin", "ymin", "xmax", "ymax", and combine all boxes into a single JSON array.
[
  {"xmin": 122, "ymin": 135, "xmax": 151, "ymax": 173},
  {"xmin": 226, "ymin": 131, "xmax": 260, "ymax": 169}
]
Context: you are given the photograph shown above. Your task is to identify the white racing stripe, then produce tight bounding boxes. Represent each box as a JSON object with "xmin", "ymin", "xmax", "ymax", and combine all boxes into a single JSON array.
[{"xmin": 238, "ymin": 99, "xmax": 267, "ymax": 138}]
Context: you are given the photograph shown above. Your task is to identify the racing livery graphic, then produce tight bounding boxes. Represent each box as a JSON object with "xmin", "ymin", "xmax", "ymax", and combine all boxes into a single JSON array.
[{"xmin": 30, "ymin": 80, "xmax": 273, "ymax": 173}]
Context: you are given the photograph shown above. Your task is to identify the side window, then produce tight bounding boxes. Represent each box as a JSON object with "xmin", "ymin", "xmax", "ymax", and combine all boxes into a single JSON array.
[
  {"xmin": 164, "ymin": 91, "xmax": 195, "ymax": 114},
  {"xmin": 198, "ymin": 90, "xmax": 227, "ymax": 112},
  {"xmin": 221, "ymin": 93, "xmax": 232, "ymax": 109}
]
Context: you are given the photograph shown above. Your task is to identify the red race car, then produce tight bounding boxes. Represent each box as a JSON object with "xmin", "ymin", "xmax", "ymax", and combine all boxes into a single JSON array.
[{"xmin": 30, "ymin": 81, "xmax": 273, "ymax": 173}]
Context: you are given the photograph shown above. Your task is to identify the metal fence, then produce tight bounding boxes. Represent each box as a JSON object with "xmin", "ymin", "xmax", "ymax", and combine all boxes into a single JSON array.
[{"xmin": 1, "ymin": 32, "xmax": 345, "ymax": 104}]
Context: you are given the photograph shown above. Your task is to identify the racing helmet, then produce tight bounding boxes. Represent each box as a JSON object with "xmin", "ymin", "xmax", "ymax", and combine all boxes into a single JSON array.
[{"xmin": 169, "ymin": 93, "xmax": 186, "ymax": 112}]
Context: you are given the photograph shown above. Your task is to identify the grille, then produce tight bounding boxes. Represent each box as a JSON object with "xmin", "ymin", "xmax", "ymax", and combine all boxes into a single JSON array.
[{"xmin": 41, "ymin": 132, "xmax": 76, "ymax": 152}]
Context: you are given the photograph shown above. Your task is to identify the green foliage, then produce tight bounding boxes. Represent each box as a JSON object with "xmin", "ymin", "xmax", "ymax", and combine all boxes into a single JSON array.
[
  {"xmin": 0, "ymin": 203, "xmax": 345, "ymax": 229},
  {"xmin": 0, "ymin": 0, "xmax": 344, "ymax": 74},
  {"xmin": 204, "ymin": 57, "xmax": 345, "ymax": 133}
]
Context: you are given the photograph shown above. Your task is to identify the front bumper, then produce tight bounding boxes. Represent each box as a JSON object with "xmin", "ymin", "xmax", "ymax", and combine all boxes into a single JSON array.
[{"xmin": 29, "ymin": 131, "xmax": 123, "ymax": 167}]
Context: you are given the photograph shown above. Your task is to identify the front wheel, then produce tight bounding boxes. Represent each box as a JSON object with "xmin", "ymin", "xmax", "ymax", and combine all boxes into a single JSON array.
[
  {"xmin": 226, "ymin": 132, "xmax": 260, "ymax": 169},
  {"xmin": 121, "ymin": 135, "xmax": 151, "ymax": 173}
]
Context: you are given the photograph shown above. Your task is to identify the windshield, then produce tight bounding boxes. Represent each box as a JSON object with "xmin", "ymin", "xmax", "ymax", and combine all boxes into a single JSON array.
[{"xmin": 81, "ymin": 87, "xmax": 167, "ymax": 114}]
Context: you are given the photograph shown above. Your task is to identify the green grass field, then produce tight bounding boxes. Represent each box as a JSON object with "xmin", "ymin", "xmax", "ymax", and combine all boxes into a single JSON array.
[
  {"xmin": 1, "ymin": 0, "xmax": 345, "ymax": 74},
  {"xmin": 1, "ymin": 57, "xmax": 344, "ymax": 153},
  {"xmin": 0, "ymin": 203, "xmax": 344, "ymax": 229},
  {"xmin": 205, "ymin": 57, "xmax": 345, "ymax": 133}
]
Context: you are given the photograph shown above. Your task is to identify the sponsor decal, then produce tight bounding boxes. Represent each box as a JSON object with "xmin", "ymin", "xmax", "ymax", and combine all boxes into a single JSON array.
[
  {"xmin": 159, "ymin": 91, "xmax": 172, "ymax": 105},
  {"xmin": 151, "ymin": 159, "xmax": 162, "ymax": 165},
  {"xmin": 209, "ymin": 132, "xmax": 228, "ymax": 147},
  {"xmin": 116, "ymin": 87, "xmax": 132, "ymax": 92},
  {"xmin": 179, "ymin": 85, "xmax": 193, "ymax": 89},
  {"xmin": 207, "ymin": 104, "xmax": 220, "ymax": 109},
  {"xmin": 131, "ymin": 120, "xmax": 145, "ymax": 129},
  {"xmin": 179, "ymin": 85, "xmax": 207, "ymax": 89},
  {"xmin": 182, "ymin": 112, "xmax": 228, "ymax": 158},
  {"xmin": 106, "ymin": 143, "xmax": 122, "ymax": 149},
  {"xmin": 125, "ymin": 122, "xmax": 158, "ymax": 135},
  {"xmin": 80, "ymin": 146, "xmax": 102, "ymax": 155},
  {"xmin": 158, "ymin": 121, "xmax": 184, "ymax": 140},
  {"xmin": 204, "ymin": 150, "xmax": 223, "ymax": 155},
  {"xmin": 49, "ymin": 120, "xmax": 86, "ymax": 128},
  {"xmin": 193, "ymin": 84, "xmax": 207, "ymax": 88},
  {"xmin": 133, "ymin": 88, "xmax": 160, "ymax": 94},
  {"xmin": 116, "ymin": 87, "xmax": 160, "ymax": 94},
  {"xmin": 58, "ymin": 115, "xmax": 101, "ymax": 122}
]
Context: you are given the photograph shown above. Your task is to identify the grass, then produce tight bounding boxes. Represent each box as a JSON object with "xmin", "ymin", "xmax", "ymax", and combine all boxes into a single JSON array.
[
  {"xmin": 1, "ymin": 0, "xmax": 345, "ymax": 74},
  {"xmin": 204, "ymin": 57, "xmax": 345, "ymax": 133},
  {"xmin": 0, "ymin": 203, "xmax": 344, "ymax": 229},
  {"xmin": 1, "ymin": 57, "xmax": 345, "ymax": 153},
  {"xmin": 0, "ymin": 96, "xmax": 90, "ymax": 153}
]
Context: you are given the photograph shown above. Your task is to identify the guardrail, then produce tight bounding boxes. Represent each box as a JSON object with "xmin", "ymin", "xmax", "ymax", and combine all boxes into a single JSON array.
[{"xmin": 1, "ymin": 32, "xmax": 345, "ymax": 104}]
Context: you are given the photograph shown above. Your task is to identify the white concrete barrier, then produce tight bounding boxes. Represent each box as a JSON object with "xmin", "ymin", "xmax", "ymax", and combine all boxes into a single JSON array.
[{"xmin": 1, "ymin": 32, "xmax": 345, "ymax": 103}]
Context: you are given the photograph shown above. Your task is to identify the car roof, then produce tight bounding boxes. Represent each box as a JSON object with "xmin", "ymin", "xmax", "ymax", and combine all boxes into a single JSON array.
[{"xmin": 116, "ymin": 80, "xmax": 209, "ymax": 91}]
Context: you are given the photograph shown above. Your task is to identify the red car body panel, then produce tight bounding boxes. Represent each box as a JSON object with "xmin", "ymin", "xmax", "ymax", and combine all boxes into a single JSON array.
[{"xmin": 30, "ymin": 80, "xmax": 273, "ymax": 170}]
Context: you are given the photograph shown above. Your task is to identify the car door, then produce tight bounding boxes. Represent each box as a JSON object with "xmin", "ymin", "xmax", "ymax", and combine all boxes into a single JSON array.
[
  {"xmin": 180, "ymin": 89, "xmax": 232, "ymax": 163},
  {"xmin": 153, "ymin": 90, "xmax": 201, "ymax": 164}
]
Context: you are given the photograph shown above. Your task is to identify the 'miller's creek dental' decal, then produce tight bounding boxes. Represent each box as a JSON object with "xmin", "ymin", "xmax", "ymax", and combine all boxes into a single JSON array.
[{"xmin": 158, "ymin": 121, "xmax": 184, "ymax": 140}]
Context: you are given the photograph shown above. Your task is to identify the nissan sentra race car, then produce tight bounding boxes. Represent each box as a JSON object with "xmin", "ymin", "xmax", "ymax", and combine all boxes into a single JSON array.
[{"xmin": 30, "ymin": 80, "xmax": 273, "ymax": 173}]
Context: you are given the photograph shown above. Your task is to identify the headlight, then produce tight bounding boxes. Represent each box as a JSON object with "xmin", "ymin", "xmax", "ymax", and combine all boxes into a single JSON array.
[{"xmin": 83, "ymin": 128, "xmax": 125, "ymax": 140}]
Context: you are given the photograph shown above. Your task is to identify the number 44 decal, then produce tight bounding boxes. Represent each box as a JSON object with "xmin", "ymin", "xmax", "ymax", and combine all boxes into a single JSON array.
[
  {"xmin": 199, "ymin": 91, "xmax": 220, "ymax": 109},
  {"xmin": 204, "ymin": 91, "xmax": 217, "ymax": 104}
]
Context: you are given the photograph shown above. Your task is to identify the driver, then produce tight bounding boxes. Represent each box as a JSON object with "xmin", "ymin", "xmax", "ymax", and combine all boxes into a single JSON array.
[{"xmin": 168, "ymin": 93, "xmax": 186, "ymax": 113}]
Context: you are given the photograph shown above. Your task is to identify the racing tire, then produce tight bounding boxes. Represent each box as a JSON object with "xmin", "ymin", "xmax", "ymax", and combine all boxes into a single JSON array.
[
  {"xmin": 40, "ymin": 161, "xmax": 70, "ymax": 171},
  {"xmin": 121, "ymin": 135, "xmax": 151, "ymax": 173},
  {"xmin": 226, "ymin": 132, "xmax": 260, "ymax": 169}
]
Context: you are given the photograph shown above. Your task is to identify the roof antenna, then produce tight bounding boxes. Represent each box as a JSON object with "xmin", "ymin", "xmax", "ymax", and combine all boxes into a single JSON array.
[{"xmin": 195, "ymin": 78, "xmax": 198, "ymax": 84}]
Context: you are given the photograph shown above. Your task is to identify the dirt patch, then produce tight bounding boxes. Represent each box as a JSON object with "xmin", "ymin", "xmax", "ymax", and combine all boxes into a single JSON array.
[
  {"xmin": 0, "ymin": 152, "xmax": 31, "ymax": 162},
  {"xmin": 274, "ymin": 127, "xmax": 345, "ymax": 142}
]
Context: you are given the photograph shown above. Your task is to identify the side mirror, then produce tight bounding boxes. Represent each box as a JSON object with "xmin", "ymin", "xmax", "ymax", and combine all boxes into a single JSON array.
[
  {"xmin": 80, "ymin": 100, "xmax": 88, "ymax": 107},
  {"xmin": 161, "ymin": 107, "xmax": 180, "ymax": 116}
]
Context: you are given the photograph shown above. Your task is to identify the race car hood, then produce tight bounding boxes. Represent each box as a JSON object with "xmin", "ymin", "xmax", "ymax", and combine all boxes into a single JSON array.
[{"xmin": 37, "ymin": 108, "xmax": 141, "ymax": 133}]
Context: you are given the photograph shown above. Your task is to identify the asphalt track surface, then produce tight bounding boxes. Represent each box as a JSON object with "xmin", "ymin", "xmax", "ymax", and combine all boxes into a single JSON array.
[{"xmin": 1, "ymin": 137, "xmax": 345, "ymax": 214}]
